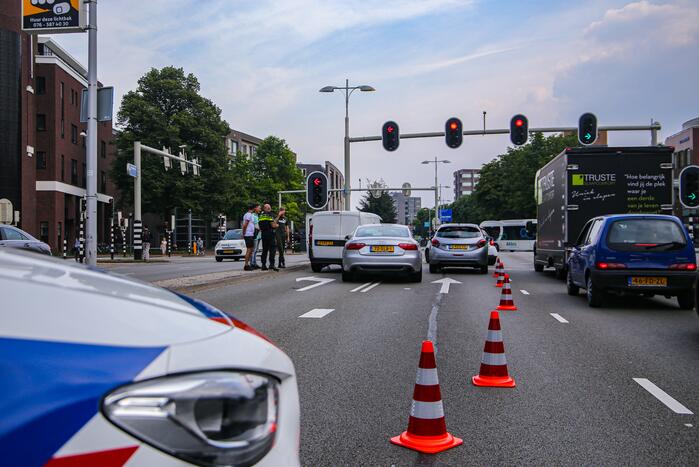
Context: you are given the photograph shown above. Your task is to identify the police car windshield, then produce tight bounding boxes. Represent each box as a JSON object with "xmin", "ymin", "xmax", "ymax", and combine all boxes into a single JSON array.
[{"xmin": 223, "ymin": 229, "xmax": 243, "ymax": 240}]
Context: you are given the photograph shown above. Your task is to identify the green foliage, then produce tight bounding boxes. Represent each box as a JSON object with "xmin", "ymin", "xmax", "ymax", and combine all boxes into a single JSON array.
[
  {"xmin": 358, "ymin": 191, "xmax": 397, "ymax": 223},
  {"xmin": 411, "ymin": 208, "xmax": 432, "ymax": 236},
  {"xmin": 445, "ymin": 132, "xmax": 580, "ymax": 222}
]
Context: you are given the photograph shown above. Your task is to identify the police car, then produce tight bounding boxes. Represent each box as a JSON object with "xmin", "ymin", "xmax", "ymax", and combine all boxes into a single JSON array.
[{"xmin": 0, "ymin": 249, "xmax": 300, "ymax": 467}]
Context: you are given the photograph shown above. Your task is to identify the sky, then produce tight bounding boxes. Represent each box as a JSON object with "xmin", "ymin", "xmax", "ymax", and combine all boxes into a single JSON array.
[{"xmin": 50, "ymin": 0, "xmax": 699, "ymax": 210}]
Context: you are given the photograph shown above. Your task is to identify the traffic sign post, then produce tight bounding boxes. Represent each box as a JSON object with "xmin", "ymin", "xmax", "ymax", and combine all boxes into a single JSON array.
[{"xmin": 439, "ymin": 209, "xmax": 453, "ymax": 223}]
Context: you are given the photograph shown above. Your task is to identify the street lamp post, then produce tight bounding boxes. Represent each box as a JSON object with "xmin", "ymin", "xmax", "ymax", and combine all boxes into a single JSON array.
[
  {"xmin": 421, "ymin": 158, "xmax": 451, "ymax": 234},
  {"xmin": 319, "ymin": 79, "xmax": 375, "ymax": 211}
]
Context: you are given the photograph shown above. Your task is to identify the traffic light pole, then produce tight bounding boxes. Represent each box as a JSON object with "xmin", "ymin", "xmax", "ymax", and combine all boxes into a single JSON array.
[
  {"xmin": 277, "ymin": 187, "xmax": 437, "ymax": 209},
  {"xmin": 349, "ymin": 123, "xmax": 662, "ymax": 144}
]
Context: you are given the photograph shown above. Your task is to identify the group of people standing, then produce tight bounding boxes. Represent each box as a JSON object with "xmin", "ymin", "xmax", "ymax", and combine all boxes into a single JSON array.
[{"xmin": 242, "ymin": 203, "xmax": 289, "ymax": 271}]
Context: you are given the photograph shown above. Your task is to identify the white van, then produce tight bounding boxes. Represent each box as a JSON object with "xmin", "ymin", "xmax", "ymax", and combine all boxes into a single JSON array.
[
  {"xmin": 479, "ymin": 219, "xmax": 537, "ymax": 252},
  {"xmin": 308, "ymin": 211, "xmax": 381, "ymax": 272}
]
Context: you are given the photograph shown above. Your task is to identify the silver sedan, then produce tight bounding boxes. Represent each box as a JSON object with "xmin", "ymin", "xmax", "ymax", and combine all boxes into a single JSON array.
[
  {"xmin": 428, "ymin": 223, "xmax": 489, "ymax": 274},
  {"xmin": 341, "ymin": 224, "xmax": 422, "ymax": 282}
]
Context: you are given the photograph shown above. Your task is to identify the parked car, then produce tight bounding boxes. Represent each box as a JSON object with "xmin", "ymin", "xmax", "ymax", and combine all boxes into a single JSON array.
[
  {"xmin": 0, "ymin": 224, "xmax": 51, "ymax": 255},
  {"xmin": 566, "ymin": 214, "xmax": 697, "ymax": 308},
  {"xmin": 428, "ymin": 224, "xmax": 489, "ymax": 274},
  {"xmin": 214, "ymin": 228, "xmax": 247, "ymax": 262},
  {"xmin": 0, "ymin": 249, "xmax": 300, "ymax": 466},
  {"xmin": 342, "ymin": 223, "xmax": 422, "ymax": 282},
  {"xmin": 308, "ymin": 211, "xmax": 381, "ymax": 273}
]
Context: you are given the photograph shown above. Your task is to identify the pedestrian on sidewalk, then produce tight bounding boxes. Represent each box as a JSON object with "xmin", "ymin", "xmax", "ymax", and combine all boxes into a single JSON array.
[
  {"xmin": 73, "ymin": 235, "xmax": 80, "ymax": 262},
  {"xmin": 275, "ymin": 207, "xmax": 288, "ymax": 268},
  {"xmin": 242, "ymin": 203, "xmax": 260, "ymax": 271},
  {"xmin": 197, "ymin": 237, "xmax": 205, "ymax": 256},
  {"xmin": 160, "ymin": 237, "xmax": 167, "ymax": 256},
  {"xmin": 143, "ymin": 228, "xmax": 152, "ymax": 261},
  {"xmin": 250, "ymin": 210, "xmax": 261, "ymax": 269},
  {"xmin": 259, "ymin": 204, "xmax": 278, "ymax": 271}
]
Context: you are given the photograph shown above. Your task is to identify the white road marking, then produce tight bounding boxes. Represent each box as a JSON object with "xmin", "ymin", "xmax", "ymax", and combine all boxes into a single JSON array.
[
  {"xmin": 520, "ymin": 289, "xmax": 530, "ymax": 295},
  {"xmin": 299, "ymin": 308, "xmax": 335, "ymax": 318},
  {"xmin": 685, "ymin": 423, "xmax": 693, "ymax": 427},
  {"xmin": 404, "ymin": 287, "xmax": 411, "ymax": 290},
  {"xmin": 431, "ymin": 277, "xmax": 461, "ymax": 294},
  {"xmin": 361, "ymin": 281, "xmax": 382, "ymax": 293},
  {"xmin": 550, "ymin": 313, "xmax": 568, "ymax": 323},
  {"xmin": 295, "ymin": 276, "xmax": 335, "ymax": 292},
  {"xmin": 633, "ymin": 378, "xmax": 694, "ymax": 415},
  {"xmin": 350, "ymin": 282, "xmax": 374, "ymax": 292}
]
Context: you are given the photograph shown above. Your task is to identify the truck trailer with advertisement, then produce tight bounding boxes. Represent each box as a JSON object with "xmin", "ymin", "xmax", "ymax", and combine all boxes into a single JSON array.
[{"xmin": 533, "ymin": 146, "xmax": 674, "ymax": 277}]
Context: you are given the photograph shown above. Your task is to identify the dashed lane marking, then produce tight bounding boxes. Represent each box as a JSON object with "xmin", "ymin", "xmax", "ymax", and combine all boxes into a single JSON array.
[
  {"xmin": 633, "ymin": 378, "xmax": 694, "ymax": 415},
  {"xmin": 520, "ymin": 289, "xmax": 530, "ymax": 295},
  {"xmin": 550, "ymin": 313, "xmax": 568, "ymax": 323},
  {"xmin": 350, "ymin": 282, "xmax": 374, "ymax": 293},
  {"xmin": 299, "ymin": 308, "xmax": 335, "ymax": 318},
  {"xmin": 361, "ymin": 282, "xmax": 382, "ymax": 293}
]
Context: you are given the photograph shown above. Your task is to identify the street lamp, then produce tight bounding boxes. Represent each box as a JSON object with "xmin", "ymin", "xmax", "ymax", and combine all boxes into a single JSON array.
[
  {"xmin": 319, "ymin": 79, "xmax": 375, "ymax": 210},
  {"xmin": 421, "ymin": 158, "xmax": 451, "ymax": 233}
]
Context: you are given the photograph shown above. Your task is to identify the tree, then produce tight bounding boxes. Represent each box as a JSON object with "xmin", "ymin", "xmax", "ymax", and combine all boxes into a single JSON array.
[
  {"xmin": 411, "ymin": 207, "xmax": 432, "ymax": 237},
  {"xmin": 450, "ymin": 194, "xmax": 481, "ymax": 224},
  {"xmin": 359, "ymin": 191, "xmax": 397, "ymax": 223},
  {"xmin": 112, "ymin": 66, "xmax": 234, "ymax": 222}
]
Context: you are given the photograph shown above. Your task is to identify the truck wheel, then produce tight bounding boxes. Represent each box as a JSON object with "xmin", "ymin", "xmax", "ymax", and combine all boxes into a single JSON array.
[
  {"xmin": 677, "ymin": 290, "xmax": 695, "ymax": 310},
  {"xmin": 311, "ymin": 262, "xmax": 324, "ymax": 273},
  {"xmin": 566, "ymin": 269, "xmax": 579, "ymax": 296},
  {"xmin": 586, "ymin": 276, "xmax": 604, "ymax": 308}
]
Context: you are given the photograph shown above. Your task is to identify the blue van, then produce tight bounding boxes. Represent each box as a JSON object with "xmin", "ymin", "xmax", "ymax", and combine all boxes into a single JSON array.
[{"xmin": 566, "ymin": 214, "xmax": 697, "ymax": 308}]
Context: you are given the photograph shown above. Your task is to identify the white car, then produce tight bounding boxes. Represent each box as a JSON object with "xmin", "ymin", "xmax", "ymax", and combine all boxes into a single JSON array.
[
  {"xmin": 215, "ymin": 228, "xmax": 247, "ymax": 262},
  {"xmin": 0, "ymin": 249, "xmax": 300, "ymax": 467}
]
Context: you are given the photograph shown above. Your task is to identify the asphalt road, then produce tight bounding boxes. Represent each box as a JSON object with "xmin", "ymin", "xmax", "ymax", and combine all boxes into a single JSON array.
[
  {"xmin": 97, "ymin": 253, "xmax": 308, "ymax": 282},
  {"xmin": 187, "ymin": 251, "xmax": 698, "ymax": 465}
]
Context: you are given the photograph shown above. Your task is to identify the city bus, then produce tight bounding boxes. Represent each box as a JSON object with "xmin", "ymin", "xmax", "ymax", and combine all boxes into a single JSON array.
[{"xmin": 479, "ymin": 219, "xmax": 537, "ymax": 251}]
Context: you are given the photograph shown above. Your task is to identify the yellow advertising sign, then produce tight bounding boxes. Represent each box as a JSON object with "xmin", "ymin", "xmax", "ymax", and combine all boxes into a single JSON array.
[{"xmin": 22, "ymin": 0, "xmax": 86, "ymax": 33}]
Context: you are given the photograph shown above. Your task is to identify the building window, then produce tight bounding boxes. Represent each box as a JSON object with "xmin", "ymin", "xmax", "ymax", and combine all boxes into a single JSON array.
[
  {"xmin": 101, "ymin": 171, "xmax": 106, "ymax": 193},
  {"xmin": 60, "ymin": 82, "xmax": 65, "ymax": 139},
  {"xmin": 61, "ymin": 155, "xmax": 65, "ymax": 181},
  {"xmin": 36, "ymin": 76, "xmax": 46, "ymax": 95},
  {"xmin": 36, "ymin": 151, "xmax": 47, "ymax": 169},
  {"xmin": 71, "ymin": 159, "xmax": 78, "ymax": 185},
  {"xmin": 37, "ymin": 114, "xmax": 46, "ymax": 131},
  {"xmin": 101, "ymin": 140, "xmax": 106, "ymax": 159},
  {"xmin": 229, "ymin": 139, "xmax": 238, "ymax": 155},
  {"xmin": 40, "ymin": 221, "xmax": 49, "ymax": 244},
  {"xmin": 82, "ymin": 163, "xmax": 86, "ymax": 188},
  {"xmin": 71, "ymin": 125, "xmax": 78, "ymax": 144}
]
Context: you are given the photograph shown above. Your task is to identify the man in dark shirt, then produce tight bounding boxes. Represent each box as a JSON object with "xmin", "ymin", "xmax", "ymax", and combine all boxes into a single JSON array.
[
  {"xmin": 258, "ymin": 204, "xmax": 278, "ymax": 271},
  {"xmin": 275, "ymin": 207, "xmax": 289, "ymax": 268}
]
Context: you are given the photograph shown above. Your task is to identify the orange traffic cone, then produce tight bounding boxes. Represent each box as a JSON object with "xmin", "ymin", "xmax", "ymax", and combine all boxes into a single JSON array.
[
  {"xmin": 495, "ymin": 270, "xmax": 504, "ymax": 288},
  {"xmin": 492, "ymin": 258, "xmax": 502, "ymax": 278},
  {"xmin": 391, "ymin": 341, "xmax": 463, "ymax": 454},
  {"xmin": 472, "ymin": 311, "xmax": 516, "ymax": 388},
  {"xmin": 496, "ymin": 274, "xmax": 517, "ymax": 311}
]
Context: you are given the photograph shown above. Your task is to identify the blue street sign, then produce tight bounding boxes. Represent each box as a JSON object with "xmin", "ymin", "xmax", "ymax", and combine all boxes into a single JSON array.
[
  {"xmin": 127, "ymin": 163, "xmax": 138, "ymax": 178},
  {"xmin": 439, "ymin": 209, "xmax": 452, "ymax": 222},
  {"xmin": 423, "ymin": 221, "xmax": 430, "ymax": 228}
]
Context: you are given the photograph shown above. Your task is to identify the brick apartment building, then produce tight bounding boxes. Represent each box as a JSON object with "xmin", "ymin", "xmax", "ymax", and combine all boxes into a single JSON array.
[{"xmin": 0, "ymin": 4, "xmax": 116, "ymax": 252}]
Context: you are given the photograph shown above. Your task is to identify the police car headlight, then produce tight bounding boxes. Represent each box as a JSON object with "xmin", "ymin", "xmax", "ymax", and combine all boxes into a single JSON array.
[{"xmin": 103, "ymin": 372, "xmax": 278, "ymax": 466}]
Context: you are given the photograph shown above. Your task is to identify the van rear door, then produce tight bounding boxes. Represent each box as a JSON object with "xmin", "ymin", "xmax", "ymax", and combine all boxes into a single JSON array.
[{"xmin": 312, "ymin": 213, "xmax": 345, "ymax": 261}]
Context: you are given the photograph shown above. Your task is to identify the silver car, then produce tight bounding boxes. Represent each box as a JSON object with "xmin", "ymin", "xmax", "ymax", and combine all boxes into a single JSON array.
[
  {"xmin": 0, "ymin": 225, "xmax": 51, "ymax": 256},
  {"xmin": 341, "ymin": 224, "xmax": 422, "ymax": 282},
  {"xmin": 428, "ymin": 224, "xmax": 489, "ymax": 274}
]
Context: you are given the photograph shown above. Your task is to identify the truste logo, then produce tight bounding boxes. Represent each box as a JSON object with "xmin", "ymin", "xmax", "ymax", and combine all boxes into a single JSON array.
[{"xmin": 571, "ymin": 173, "xmax": 616, "ymax": 186}]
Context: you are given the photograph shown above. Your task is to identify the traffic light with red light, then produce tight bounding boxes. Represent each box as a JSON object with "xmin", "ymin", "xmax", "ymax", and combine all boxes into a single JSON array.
[
  {"xmin": 445, "ymin": 117, "xmax": 463, "ymax": 148},
  {"xmin": 510, "ymin": 114, "xmax": 528, "ymax": 146},
  {"xmin": 382, "ymin": 121, "xmax": 400, "ymax": 151},
  {"xmin": 306, "ymin": 171, "xmax": 329, "ymax": 210},
  {"xmin": 679, "ymin": 165, "xmax": 699, "ymax": 209},
  {"xmin": 578, "ymin": 112, "xmax": 598, "ymax": 145}
]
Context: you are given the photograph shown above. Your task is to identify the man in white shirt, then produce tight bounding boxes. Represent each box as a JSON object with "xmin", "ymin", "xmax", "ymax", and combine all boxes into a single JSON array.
[{"xmin": 242, "ymin": 203, "xmax": 260, "ymax": 271}]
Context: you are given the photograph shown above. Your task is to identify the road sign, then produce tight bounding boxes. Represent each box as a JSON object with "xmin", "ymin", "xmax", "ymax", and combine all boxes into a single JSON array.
[
  {"xmin": 80, "ymin": 87, "xmax": 114, "ymax": 122},
  {"xmin": 126, "ymin": 163, "xmax": 138, "ymax": 178},
  {"xmin": 424, "ymin": 221, "xmax": 430, "ymax": 228},
  {"xmin": 22, "ymin": 0, "xmax": 87, "ymax": 33},
  {"xmin": 439, "ymin": 209, "xmax": 452, "ymax": 222},
  {"xmin": 402, "ymin": 182, "xmax": 411, "ymax": 197}
]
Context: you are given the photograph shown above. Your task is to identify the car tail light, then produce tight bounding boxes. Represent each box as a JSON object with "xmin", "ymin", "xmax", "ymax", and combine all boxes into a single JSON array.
[
  {"xmin": 398, "ymin": 243, "xmax": 418, "ymax": 250},
  {"xmin": 431, "ymin": 239, "xmax": 440, "ymax": 247},
  {"xmin": 670, "ymin": 263, "xmax": 697, "ymax": 270},
  {"xmin": 346, "ymin": 242, "xmax": 365, "ymax": 250},
  {"xmin": 596, "ymin": 262, "xmax": 626, "ymax": 270},
  {"xmin": 103, "ymin": 372, "xmax": 278, "ymax": 466},
  {"xmin": 476, "ymin": 239, "xmax": 486, "ymax": 248}
]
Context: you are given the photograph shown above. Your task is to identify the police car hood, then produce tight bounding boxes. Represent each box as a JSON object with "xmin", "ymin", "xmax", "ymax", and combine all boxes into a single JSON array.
[{"xmin": 0, "ymin": 250, "xmax": 231, "ymax": 347}]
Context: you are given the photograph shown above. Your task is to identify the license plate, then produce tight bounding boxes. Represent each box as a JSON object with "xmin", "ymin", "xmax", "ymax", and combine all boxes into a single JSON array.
[
  {"xmin": 316, "ymin": 240, "xmax": 334, "ymax": 246},
  {"xmin": 629, "ymin": 277, "xmax": 667, "ymax": 287},
  {"xmin": 449, "ymin": 244, "xmax": 468, "ymax": 250},
  {"xmin": 371, "ymin": 245, "xmax": 394, "ymax": 253},
  {"xmin": 223, "ymin": 249, "xmax": 235, "ymax": 254}
]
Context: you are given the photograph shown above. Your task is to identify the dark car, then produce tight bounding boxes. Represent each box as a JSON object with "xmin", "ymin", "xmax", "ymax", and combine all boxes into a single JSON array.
[
  {"xmin": 566, "ymin": 214, "xmax": 696, "ymax": 308},
  {"xmin": 0, "ymin": 225, "xmax": 51, "ymax": 256}
]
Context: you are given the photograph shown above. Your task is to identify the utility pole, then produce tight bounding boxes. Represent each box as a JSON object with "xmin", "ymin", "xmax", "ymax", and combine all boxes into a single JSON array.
[{"xmin": 84, "ymin": 0, "xmax": 98, "ymax": 266}]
